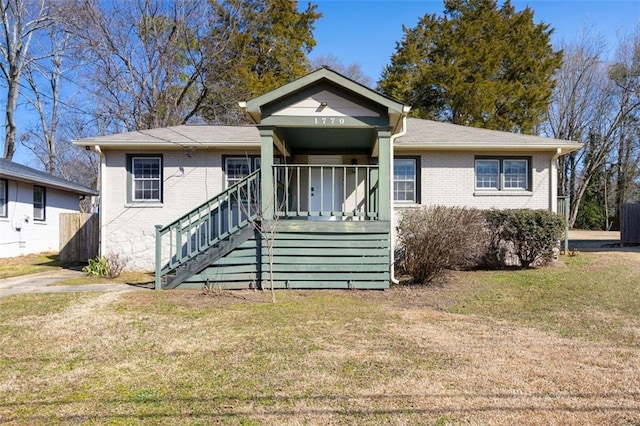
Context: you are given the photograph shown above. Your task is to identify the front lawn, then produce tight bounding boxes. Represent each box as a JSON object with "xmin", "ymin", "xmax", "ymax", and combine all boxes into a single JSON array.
[{"xmin": 0, "ymin": 251, "xmax": 639, "ymax": 424}]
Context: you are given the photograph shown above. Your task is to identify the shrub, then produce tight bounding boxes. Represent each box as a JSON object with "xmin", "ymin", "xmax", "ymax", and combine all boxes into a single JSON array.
[
  {"xmin": 396, "ymin": 205, "xmax": 489, "ymax": 284},
  {"xmin": 483, "ymin": 209, "xmax": 564, "ymax": 268},
  {"xmin": 82, "ymin": 253, "xmax": 129, "ymax": 279}
]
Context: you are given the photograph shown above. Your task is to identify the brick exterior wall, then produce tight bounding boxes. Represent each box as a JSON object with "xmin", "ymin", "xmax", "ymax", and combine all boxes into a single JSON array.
[
  {"xmin": 101, "ymin": 149, "xmax": 258, "ymax": 271},
  {"xmin": 102, "ymin": 148, "xmax": 557, "ymax": 271}
]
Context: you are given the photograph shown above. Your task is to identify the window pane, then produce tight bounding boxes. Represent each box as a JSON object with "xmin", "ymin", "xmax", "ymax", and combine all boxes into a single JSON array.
[
  {"xmin": 132, "ymin": 157, "xmax": 161, "ymax": 201},
  {"xmin": 226, "ymin": 158, "xmax": 251, "ymax": 187},
  {"xmin": 0, "ymin": 180, "xmax": 6, "ymax": 217},
  {"xmin": 475, "ymin": 160, "xmax": 499, "ymax": 189},
  {"xmin": 394, "ymin": 158, "xmax": 416, "ymax": 202},
  {"xmin": 503, "ymin": 160, "xmax": 528, "ymax": 189},
  {"xmin": 33, "ymin": 186, "xmax": 45, "ymax": 220}
]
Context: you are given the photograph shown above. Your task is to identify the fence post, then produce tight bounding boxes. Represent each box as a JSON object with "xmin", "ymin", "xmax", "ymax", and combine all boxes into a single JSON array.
[{"xmin": 155, "ymin": 225, "xmax": 162, "ymax": 290}]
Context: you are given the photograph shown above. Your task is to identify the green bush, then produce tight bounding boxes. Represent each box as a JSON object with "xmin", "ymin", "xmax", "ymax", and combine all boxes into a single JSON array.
[
  {"xmin": 396, "ymin": 205, "xmax": 489, "ymax": 284},
  {"xmin": 82, "ymin": 253, "xmax": 129, "ymax": 279},
  {"xmin": 483, "ymin": 209, "xmax": 564, "ymax": 268},
  {"xmin": 83, "ymin": 256, "xmax": 109, "ymax": 277}
]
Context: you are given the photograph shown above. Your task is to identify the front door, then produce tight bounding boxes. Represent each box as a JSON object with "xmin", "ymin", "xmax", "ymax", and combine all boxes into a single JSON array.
[{"xmin": 309, "ymin": 155, "xmax": 342, "ymax": 220}]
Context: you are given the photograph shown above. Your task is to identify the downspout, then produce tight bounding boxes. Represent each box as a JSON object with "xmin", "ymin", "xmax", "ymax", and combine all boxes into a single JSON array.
[{"xmin": 390, "ymin": 113, "xmax": 409, "ymax": 285}]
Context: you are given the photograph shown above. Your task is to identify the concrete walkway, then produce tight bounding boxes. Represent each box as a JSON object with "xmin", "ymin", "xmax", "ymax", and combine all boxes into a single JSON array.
[{"xmin": 0, "ymin": 268, "xmax": 140, "ymax": 298}]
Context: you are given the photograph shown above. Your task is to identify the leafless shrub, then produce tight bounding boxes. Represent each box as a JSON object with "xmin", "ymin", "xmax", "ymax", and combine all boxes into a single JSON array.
[
  {"xmin": 397, "ymin": 205, "xmax": 489, "ymax": 285},
  {"xmin": 106, "ymin": 252, "xmax": 129, "ymax": 279}
]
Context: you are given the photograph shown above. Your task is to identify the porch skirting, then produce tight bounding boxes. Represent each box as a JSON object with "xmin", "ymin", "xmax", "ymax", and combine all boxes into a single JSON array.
[{"xmin": 179, "ymin": 220, "xmax": 390, "ymax": 290}]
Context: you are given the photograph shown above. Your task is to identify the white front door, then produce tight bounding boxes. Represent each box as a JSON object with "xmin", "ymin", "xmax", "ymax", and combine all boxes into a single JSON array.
[{"xmin": 309, "ymin": 155, "xmax": 342, "ymax": 221}]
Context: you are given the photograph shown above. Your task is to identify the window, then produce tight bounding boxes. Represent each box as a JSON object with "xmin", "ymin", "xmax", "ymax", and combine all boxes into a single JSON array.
[
  {"xmin": 0, "ymin": 179, "xmax": 6, "ymax": 217},
  {"xmin": 223, "ymin": 156, "xmax": 279, "ymax": 188},
  {"xmin": 127, "ymin": 155, "xmax": 162, "ymax": 202},
  {"xmin": 33, "ymin": 186, "xmax": 45, "ymax": 221},
  {"xmin": 475, "ymin": 157, "xmax": 530, "ymax": 191},
  {"xmin": 225, "ymin": 157, "xmax": 252, "ymax": 188},
  {"xmin": 394, "ymin": 157, "xmax": 419, "ymax": 203}
]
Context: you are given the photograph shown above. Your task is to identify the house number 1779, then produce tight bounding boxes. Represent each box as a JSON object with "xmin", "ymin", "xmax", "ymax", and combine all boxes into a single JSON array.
[{"xmin": 314, "ymin": 117, "xmax": 345, "ymax": 125}]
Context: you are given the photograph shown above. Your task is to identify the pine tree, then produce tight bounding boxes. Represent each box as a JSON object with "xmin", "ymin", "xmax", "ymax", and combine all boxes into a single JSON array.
[
  {"xmin": 202, "ymin": 0, "xmax": 321, "ymax": 124},
  {"xmin": 379, "ymin": 0, "xmax": 561, "ymax": 134}
]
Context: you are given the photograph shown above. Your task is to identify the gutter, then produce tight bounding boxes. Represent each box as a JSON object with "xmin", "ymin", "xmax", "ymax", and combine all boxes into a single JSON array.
[{"xmin": 389, "ymin": 110, "xmax": 410, "ymax": 285}]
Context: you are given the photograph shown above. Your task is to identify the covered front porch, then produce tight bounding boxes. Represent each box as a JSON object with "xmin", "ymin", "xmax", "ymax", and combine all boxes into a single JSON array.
[{"xmin": 155, "ymin": 67, "xmax": 410, "ymax": 289}]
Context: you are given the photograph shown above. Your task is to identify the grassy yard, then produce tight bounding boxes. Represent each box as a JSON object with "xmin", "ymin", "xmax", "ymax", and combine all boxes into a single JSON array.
[
  {"xmin": 0, "ymin": 252, "xmax": 66, "ymax": 279},
  {"xmin": 1, "ymin": 251, "xmax": 639, "ymax": 424}
]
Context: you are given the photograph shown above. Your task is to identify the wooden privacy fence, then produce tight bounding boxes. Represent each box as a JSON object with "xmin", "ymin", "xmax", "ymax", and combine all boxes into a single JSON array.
[
  {"xmin": 621, "ymin": 204, "xmax": 640, "ymax": 246},
  {"xmin": 59, "ymin": 213, "xmax": 99, "ymax": 262}
]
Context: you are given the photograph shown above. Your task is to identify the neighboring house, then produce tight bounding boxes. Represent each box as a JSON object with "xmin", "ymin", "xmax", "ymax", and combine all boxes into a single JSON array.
[
  {"xmin": 0, "ymin": 158, "xmax": 98, "ymax": 258},
  {"xmin": 74, "ymin": 67, "xmax": 581, "ymax": 290}
]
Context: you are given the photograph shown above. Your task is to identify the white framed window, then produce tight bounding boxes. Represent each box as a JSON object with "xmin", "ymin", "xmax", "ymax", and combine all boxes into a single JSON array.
[
  {"xmin": 0, "ymin": 179, "xmax": 6, "ymax": 217},
  {"xmin": 33, "ymin": 185, "xmax": 45, "ymax": 221},
  {"xmin": 475, "ymin": 159, "xmax": 500, "ymax": 189},
  {"xmin": 225, "ymin": 157, "xmax": 252, "ymax": 188},
  {"xmin": 475, "ymin": 157, "xmax": 530, "ymax": 191},
  {"xmin": 503, "ymin": 159, "xmax": 528, "ymax": 189},
  {"xmin": 394, "ymin": 157, "xmax": 419, "ymax": 203},
  {"xmin": 224, "ymin": 156, "xmax": 280, "ymax": 189},
  {"xmin": 128, "ymin": 155, "xmax": 162, "ymax": 202}
]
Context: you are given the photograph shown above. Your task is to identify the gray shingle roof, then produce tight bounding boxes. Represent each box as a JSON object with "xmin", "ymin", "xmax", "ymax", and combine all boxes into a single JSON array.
[
  {"xmin": 0, "ymin": 158, "xmax": 98, "ymax": 196},
  {"xmin": 396, "ymin": 118, "xmax": 582, "ymax": 153},
  {"xmin": 73, "ymin": 119, "xmax": 582, "ymax": 154},
  {"xmin": 74, "ymin": 125, "xmax": 261, "ymax": 148}
]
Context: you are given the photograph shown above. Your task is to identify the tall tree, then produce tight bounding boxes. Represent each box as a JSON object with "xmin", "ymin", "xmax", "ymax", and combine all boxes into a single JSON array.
[
  {"xmin": 0, "ymin": 0, "xmax": 54, "ymax": 160},
  {"xmin": 379, "ymin": 0, "xmax": 561, "ymax": 134},
  {"xmin": 68, "ymin": 0, "xmax": 210, "ymax": 133},
  {"xmin": 202, "ymin": 0, "xmax": 321, "ymax": 124},
  {"xmin": 545, "ymin": 27, "xmax": 640, "ymax": 228},
  {"xmin": 309, "ymin": 53, "xmax": 373, "ymax": 87}
]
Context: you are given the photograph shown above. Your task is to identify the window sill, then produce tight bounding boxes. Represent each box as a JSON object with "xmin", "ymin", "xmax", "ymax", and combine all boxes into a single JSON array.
[
  {"xmin": 474, "ymin": 190, "xmax": 532, "ymax": 197},
  {"xmin": 125, "ymin": 202, "xmax": 163, "ymax": 208},
  {"xmin": 393, "ymin": 202, "xmax": 421, "ymax": 208},
  {"xmin": 33, "ymin": 220, "xmax": 47, "ymax": 224}
]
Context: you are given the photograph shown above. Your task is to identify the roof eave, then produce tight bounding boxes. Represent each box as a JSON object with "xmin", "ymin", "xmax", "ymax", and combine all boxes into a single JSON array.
[
  {"xmin": 3, "ymin": 171, "xmax": 98, "ymax": 196},
  {"xmin": 394, "ymin": 142, "xmax": 583, "ymax": 154}
]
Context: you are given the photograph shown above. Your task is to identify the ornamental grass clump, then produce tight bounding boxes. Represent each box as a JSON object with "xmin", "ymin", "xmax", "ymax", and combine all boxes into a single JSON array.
[{"xmin": 396, "ymin": 205, "xmax": 489, "ymax": 284}]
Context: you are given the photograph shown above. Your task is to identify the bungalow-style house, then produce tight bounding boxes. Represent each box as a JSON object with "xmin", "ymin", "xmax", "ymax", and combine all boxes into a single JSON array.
[
  {"xmin": 0, "ymin": 158, "xmax": 98, "ymax": 258},
  {"xmin": 74, "ymin": 68, "xmax": 581, "ymax": 290}
]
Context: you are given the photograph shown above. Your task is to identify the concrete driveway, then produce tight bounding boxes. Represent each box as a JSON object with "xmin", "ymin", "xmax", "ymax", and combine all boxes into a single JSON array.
[{"xmin": 0, "ymin": 268, "xmax": 140, "ymax": 298}]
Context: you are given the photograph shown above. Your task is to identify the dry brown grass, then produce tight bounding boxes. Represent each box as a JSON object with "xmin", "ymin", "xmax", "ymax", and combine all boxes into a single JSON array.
[
  {"xmin": 0, "ymin": 252, "xmax": 65, "ymax": 279},
  {"xmin": 0, "ymin": 252, "xmax": 639, "ymax": 424}
]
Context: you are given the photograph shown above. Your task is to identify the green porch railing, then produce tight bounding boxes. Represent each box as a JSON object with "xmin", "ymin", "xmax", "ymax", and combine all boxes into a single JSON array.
[
  {"xmin": 273, "ymin": 164, "xmax": 379, "ymax": 220},
  {"xmin": 154, "ymin": 169, "xmax": 261, "ymax": 290},
  {"xmin": 557, "ymin": 195, "xmax": 570, "ymax": 254}
]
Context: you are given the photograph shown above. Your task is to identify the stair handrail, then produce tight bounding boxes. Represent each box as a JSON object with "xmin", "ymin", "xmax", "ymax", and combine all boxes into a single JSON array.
[{"xmin": 155, "ymin": 169, "xmax": 261, "ymax": 289}]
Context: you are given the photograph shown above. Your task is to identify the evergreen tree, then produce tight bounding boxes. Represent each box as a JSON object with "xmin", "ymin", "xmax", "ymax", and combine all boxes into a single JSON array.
[
  {"xmin": 379, "ymin": 0, "xmax": 561, "ymax": 134},
  {"xmin": 203, "ymin": 0, "xmax": 321, "ymax": 124}
]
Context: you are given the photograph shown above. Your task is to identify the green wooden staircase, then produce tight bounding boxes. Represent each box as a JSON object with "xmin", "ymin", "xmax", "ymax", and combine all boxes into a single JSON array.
[{"xmin": 154, "ymin": 170, "xmax": 261, "ymax": 290}]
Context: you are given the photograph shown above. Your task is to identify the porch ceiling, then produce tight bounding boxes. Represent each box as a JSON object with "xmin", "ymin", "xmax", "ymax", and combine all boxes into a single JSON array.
[{"xmin": 279, "ymin": 127, "xmax": 376, "ymax": 155}]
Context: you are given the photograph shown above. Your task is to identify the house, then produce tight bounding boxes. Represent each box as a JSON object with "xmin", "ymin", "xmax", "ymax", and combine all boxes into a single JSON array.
[
  {"xmin": 74, "ymin": 67, "xmax": 581, "ymax": 290},
  {"xmin": 0, "ymin": 158, "xmax": 98, "ymax": 258}
]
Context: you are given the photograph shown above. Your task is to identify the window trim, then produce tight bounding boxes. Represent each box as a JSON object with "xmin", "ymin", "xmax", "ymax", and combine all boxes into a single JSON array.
[
  {"xmin": 33, "ymin": 185, "xmax": 46, "ymax": 221},
  {"xmin": 0, "ymin": 178, "xmax": 7, "ymax": 218},
  {"xmin": 474, "ymin": 156, "xmax": 532, "ymax": 192},
  {"xmin": 126, "ymin": 154, "xmax": 163, "ymax": 203},
  {"xmin": 393, "ymin": 156, "xmax": 421, "ymax": 204}
]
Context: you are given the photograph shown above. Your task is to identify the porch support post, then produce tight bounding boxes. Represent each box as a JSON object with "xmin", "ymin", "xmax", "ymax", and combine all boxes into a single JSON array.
[
  {"xmin": 377, "ymin": 128, "xmax": 392, "ymax": 221},
  {"xmin": 259, "ymin": 126, "xmax": 275, "ymax": 220}
]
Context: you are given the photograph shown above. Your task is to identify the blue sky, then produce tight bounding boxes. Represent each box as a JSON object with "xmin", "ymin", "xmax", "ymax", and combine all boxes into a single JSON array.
[{"xmin": 307, "ymin": 0, "xmax": 640, "ymax": 83}]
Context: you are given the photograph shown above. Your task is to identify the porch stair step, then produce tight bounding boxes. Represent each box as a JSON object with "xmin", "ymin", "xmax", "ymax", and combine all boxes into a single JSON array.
[{"xmin": 162, "ymin": 226, "xmax": 255, "ymax": 289}]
